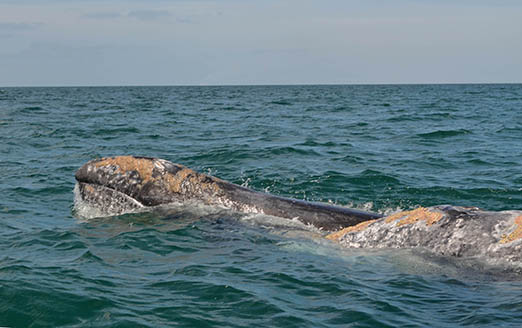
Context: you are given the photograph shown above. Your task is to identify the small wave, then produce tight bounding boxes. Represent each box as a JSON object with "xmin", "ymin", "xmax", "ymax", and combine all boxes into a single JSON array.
[
  {"xmin": 202, "ymin": 105, "xmax": 247, "ymax": 111},
  {"xmin": 495, "ymin": 127, "xmax": 522, "ymax": 138},
  {"xmin": 22, "ymin": 106, "xmax": 45, "ymax": 111},
  {"xmin": 222, "ymin": 106, "xmax": 247, "ymax": 111},
  {"xmin": 360, "ymin": 169, "xmax": 402, "ymax": 184},
  {"xmin": 386, "ymin": 114, "xmax": 422, "ymax": 122},
  {"xmin": 332, "ymin": 154, "xmax": 364, "ymax": 164},
  {"xmin": 464, "ymin": 91, "xmax": 485, "ymax": 95},
  {"xmin": 296, "ymin": 140, "xmax": 337, "ymax": 147},
  {"xmin": 466, "ymin": 159, "xmax": 493, "ymax": 166},
  {"xmin": 269, "ymin": 146, "xmax": 320, "ymax": 156},
  {"xmin": 107, "ymin": 228, "xmax": 199, "ymax": 256},
  {"xmin": 269, "ymin": 100, "xmax": 292, "ymax": 106},
  {"xmin": 54, "ymin": 240, "xmax": 87, "ymax": 251},
  {"xmin": 417, "ymin": 129, "xmax": 471, "ymax": 139},
  {"xmin": 94, "ymin": 127, "xmax": 141, "ymax": 135},
  {"xmin": 20, "ymin": 106, "xmax": 47, "ymax": 114},
  {"xmin": 173, "ymin": 264, "xmax": 211, "ymax": 277},
  {"xmin": 424, "ymin": 112, "xmax": 453, "ymax": 119},
  {"xmin": 74, "ymin": 250, "xmax": 105, "ymax": 263},
  {"xmin": 0, "ymin": 263, "xmax": 33, "ymax": 275}
]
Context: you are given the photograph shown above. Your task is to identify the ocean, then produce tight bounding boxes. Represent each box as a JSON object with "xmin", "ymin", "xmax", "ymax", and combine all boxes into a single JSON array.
[{"xmin": 1, "ymin": 84, "xmax": 521, "ymax": 327}]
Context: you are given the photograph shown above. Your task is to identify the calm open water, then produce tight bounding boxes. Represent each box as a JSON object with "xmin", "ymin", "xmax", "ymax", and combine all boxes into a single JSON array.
[{"xmin": 1, "ymin": 84, "xmax": 522, "ymax": 327}]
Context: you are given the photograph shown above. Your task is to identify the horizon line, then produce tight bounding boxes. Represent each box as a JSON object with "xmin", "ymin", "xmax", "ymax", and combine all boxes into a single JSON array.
[{"xmin": 1, "ymin": 82, "xmax": 521, "ymax": 88}]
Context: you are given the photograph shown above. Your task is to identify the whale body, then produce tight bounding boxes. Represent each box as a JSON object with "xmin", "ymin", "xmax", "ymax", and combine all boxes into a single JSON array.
[
  {"xmin": 74, "ymin": 156, "xmax": 382, "ymax": 231},
  {"xmin": 326, "ymin": 205, "xmax": 522, "ymax": 266},
  {"xmin": 74, "ymin": 156, "xmax": 522, "ymax": 267}
]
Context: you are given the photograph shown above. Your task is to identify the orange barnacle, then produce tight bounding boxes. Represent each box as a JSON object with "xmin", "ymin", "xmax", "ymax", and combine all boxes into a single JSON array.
[
  {"xmin": 94, "ymin": 156, "xmax": 156, "ymax": 183},
  {"xmin": 384, "ymin": 210, "xmax": 411, "ymax": 223},
  {"xmin": 326, "ymin": 219, "xmax": 378, "ymax": 241},
  {"xmin": 383, "ymin": 207, "xmax": 443, "ymax": 227},
  {"xmin": 500, "ymin": 215, "xmax": 522, "ymax": 244},
  {"xmin": 395, "ymin": 207, "xmax": 443, "ymax": 227}
]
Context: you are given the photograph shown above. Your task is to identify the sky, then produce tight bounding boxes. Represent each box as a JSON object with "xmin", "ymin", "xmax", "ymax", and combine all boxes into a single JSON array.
[{"xmin": 0, "ymin": 0, "xmax": 521, "ymax": 86}]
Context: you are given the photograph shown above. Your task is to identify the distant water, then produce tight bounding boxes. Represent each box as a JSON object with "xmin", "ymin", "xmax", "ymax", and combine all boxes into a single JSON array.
[{"xmin": 1, "ymin": 84, "xmax": 522, "ymax": 327}]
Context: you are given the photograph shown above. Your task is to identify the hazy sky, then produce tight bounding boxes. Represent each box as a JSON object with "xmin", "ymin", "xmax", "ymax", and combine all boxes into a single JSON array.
[{"xmin": 1, "ymin": 0, "xmax": 521, "ymax": 86}]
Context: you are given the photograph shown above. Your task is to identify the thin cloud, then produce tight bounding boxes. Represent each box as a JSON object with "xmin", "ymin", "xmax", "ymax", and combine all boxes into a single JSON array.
[
  {"xmin": 82, "ymin": 11, "xmax": 123, "ymax": 19},
  {"xmin": 81, "ymin": 9, "xmax": 189, "ymax": 24},
  {"xmin": 176, "ymin": 17, "xmax": 195, "ymax": 24},
  {"xmin": 127, "ymin": 10, "xmax": 171, "ymax": 21},
  {"xmin": 0, "ymin": 22, "xmax": 43, "ymax": 31}
]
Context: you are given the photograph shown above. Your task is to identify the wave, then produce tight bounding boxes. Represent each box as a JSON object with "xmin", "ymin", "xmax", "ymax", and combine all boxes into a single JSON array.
[
  {"xmin": 417, "ymin": 129, "xmax": 471, "ymax": 139},
  {"xmin": 269, "ymin": 100, "xmax": 293, "ymax": 106}
]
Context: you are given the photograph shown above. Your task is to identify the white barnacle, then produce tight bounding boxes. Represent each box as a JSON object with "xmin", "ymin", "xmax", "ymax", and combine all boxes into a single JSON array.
[{"xmin": 154, "ymin": 160, "xmax": 166, "ymax": 171}]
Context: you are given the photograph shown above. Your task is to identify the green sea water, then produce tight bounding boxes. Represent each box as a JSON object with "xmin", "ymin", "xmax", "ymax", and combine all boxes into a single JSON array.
[{"xmin": 1, "ymin": 84, "xmax": 522, "ymax": 327}]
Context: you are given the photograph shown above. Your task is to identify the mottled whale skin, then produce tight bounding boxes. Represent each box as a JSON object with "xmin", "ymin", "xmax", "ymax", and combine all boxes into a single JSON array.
[
  {"xmin": 74, "ymin": 156, "xmax": 522, "ymax": 266},
  {"xmin": 327, "ymin": 206, "xmax": 522, "ymax": 266},
  {"xmin": 74, "ymin": 156, "xmax": 382, "ymax": 231}
]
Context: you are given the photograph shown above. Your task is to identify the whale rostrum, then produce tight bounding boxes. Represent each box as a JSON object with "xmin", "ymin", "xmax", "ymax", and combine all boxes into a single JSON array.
[{"xmin": 74, "ymin": 156, "xmax": 522, "ymax": 265}]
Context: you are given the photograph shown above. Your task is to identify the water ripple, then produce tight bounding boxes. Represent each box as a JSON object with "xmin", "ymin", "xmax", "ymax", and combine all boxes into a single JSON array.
[{"xmin": 1, "ymin": 85, "xmax": 522, "ymax": 327}]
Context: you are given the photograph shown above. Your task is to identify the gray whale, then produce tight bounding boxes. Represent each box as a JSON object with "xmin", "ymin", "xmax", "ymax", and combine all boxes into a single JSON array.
[
  {"xmin": 74, "ymin": 156, "xmax": 382, "ymax": 231},
  {"xmin": 74, "ymin": 156, "xmax": 522, "ymax": 266}
]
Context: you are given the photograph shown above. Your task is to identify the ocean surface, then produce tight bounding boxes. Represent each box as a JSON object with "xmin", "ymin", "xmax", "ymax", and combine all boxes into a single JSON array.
[{"xmin": 1, "ymin": 84, "xmax": 522, "ymax": 327}]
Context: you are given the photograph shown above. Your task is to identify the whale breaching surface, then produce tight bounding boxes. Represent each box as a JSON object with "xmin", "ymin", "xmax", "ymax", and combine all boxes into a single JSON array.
[
  {"xmin": 74, "ymin": 156, "xmax": 522, "ymax": 266},
  {"xmin": 74, "ymin": 156, "xmax": 382, "ymax": 230}
]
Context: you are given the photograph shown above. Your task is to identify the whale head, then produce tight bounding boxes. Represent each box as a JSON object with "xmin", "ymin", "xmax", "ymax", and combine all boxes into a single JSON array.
[
  {"xmin": 74, "ymin": 156, "xmax": 217, "ymax": 217},
  {"xmin": 73, "ymin": 156, "xmax": 382, "ymax": 231}
]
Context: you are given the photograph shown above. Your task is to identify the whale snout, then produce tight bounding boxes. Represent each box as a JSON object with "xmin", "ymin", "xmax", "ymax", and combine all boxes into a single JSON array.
[{"xmin": 75, "ymin": 156, "xmax": 190, "ymax": 207}]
